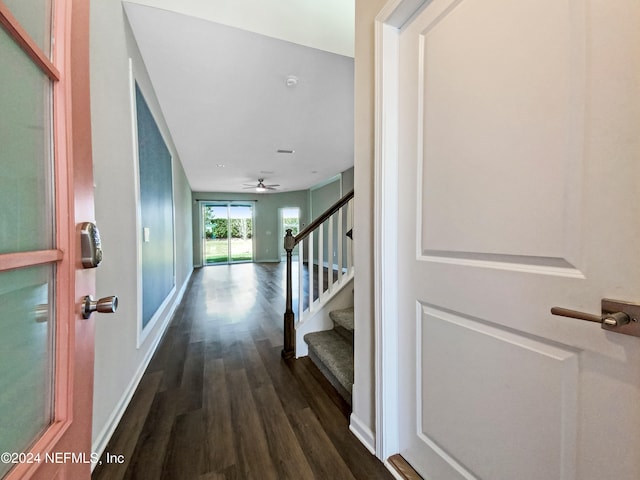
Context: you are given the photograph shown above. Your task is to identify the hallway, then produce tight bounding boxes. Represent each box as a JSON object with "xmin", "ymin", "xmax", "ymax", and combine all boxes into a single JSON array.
[{"xmin": 92, "ymin": 263, "xmax": 392, "ymax": 479}]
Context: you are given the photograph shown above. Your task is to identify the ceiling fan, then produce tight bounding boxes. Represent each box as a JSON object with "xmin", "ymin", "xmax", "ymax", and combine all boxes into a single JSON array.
[{"xmin": 242, "ymin": 178, "xmax": 280, "ymax": 192}]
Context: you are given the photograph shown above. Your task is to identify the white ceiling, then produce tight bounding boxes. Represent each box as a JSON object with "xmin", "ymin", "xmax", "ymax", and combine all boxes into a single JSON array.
[{"xmin": 123, "ymin": 1, "xmax": 355, "ymax": 193}]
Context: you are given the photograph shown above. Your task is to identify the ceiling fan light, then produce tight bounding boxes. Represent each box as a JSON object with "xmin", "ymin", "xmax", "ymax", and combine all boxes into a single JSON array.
[{"xmin": 255, "ymin": 186, "xmax": 267, "ymax": 193}]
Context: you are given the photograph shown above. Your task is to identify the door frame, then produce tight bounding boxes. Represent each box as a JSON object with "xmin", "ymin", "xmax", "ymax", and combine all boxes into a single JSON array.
[{"xmin": 373, "ymin": 0, "xmax": 428, "ymax": 463}]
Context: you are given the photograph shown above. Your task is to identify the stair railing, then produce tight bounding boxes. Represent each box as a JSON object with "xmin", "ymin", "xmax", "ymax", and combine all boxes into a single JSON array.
[{"xmin": 282, "ymin": 189, "xmax": 354, "ymax": 359}]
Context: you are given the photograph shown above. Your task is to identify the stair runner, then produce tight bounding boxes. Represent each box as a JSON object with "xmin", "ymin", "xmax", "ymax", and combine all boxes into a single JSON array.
[{"xmin": 303, "ymin": 307, "xmax": 354, "ymax": 404}]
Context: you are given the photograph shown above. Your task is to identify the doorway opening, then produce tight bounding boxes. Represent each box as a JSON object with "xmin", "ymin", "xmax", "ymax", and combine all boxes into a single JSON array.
[{"xmin": 202, "ymin": 203, "xmax": 254, "ymax": 265}]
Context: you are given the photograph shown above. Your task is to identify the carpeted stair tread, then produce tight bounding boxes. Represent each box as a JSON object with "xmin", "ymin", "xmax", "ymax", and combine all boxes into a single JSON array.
[
  {"xmin": 329, "ymin": 307, "xmax": 354, "ymax": 332},
  {"xmin": 304, "ymin": 329, "xmax": 353, "ymax": 400},
  {"xmin": 329, "ymin": 307, "xmax": 354, "ymax": 342}
]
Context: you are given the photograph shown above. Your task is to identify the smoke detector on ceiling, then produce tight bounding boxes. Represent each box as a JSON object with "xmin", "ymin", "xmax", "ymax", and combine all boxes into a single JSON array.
[{"xmin": 286, "ymin": 75, "xmax": 298, "ymax": 87}]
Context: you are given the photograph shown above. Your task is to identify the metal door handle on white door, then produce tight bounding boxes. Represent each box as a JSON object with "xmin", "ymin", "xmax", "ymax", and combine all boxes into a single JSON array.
[
  {"xmin": 551, "ymin": 299, "xmax": 640, "ymax": 337},
  {"xmin": 82, "ymin": 295, "xmax": 118, "ymax": 319},
  {"xmin": 550, "ymin": 307, "xmax": 630, "ymax": 326}
]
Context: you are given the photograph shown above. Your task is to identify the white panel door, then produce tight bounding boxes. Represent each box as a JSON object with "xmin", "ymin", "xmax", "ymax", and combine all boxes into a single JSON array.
[{"xmin": 389, "ymin": 0, "xmax": 640, "ymax": 479}]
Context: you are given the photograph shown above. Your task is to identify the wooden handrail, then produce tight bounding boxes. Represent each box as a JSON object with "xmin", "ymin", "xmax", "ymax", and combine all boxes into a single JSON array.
[
  {"xmin": 293, "ymin": 189, "xmax": 354, "ymax": 245},
  {"xmin": 281, "ymin": 189, "xmax": 354, "ymax": 359}
]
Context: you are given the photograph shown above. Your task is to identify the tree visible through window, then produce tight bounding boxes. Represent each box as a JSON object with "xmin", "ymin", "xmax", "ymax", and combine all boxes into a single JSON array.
[{"xmin": 282, "ymin": 207, "xmax": 300, "ymax": 236}]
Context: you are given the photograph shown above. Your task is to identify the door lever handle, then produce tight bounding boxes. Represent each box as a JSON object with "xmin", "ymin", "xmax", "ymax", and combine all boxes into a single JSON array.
[
  {"xmin": 550, "ymin": 307, "xmax": 630, "ymax": 327},
  {"xmin": 550, "ymin": 298, "xmax": 640, "ymax": 338}
]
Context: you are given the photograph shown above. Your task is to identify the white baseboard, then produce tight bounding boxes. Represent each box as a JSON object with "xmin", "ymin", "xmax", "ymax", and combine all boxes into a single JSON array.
[
  {"xmin": 349, "ymin": 412, "xmax": 376, "ymax": 455},
  {"xmin": 351, "ymin": 412, "xmax": 406, "ymax": 480},
  {"xmin": 91, "ymin": 268, "xmax": 193, "ymax": 469}
]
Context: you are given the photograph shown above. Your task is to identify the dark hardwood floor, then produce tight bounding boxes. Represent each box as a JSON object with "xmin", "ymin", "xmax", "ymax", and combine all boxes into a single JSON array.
[{"xmin": 92, "ymin": 263, "xmax": 393, "ymax": 480}]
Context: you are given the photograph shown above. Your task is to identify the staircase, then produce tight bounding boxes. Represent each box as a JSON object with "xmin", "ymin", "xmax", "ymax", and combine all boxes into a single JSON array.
[
  {"xmin": 282, "ymin": 189, "xmax": 354, "ymax": 359},
  {"xmin": 281, "ymin": 190, "xmax": 355, "ymax": 403},
  {"xmin": 303, "ymin": 306, "xmax": 354, "ymax": 404}
]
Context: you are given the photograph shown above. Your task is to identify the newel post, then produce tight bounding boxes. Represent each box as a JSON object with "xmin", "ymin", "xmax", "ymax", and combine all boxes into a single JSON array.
[{"xmin": 282, "ymin": 229, "xmax": 296, "ymax": 359}]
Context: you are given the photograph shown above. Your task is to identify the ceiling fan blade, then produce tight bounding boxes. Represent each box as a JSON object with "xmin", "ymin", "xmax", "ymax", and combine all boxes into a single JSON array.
[{"xmin": 241, "ymin": 179, "xmax": 279, "ymax": 191}]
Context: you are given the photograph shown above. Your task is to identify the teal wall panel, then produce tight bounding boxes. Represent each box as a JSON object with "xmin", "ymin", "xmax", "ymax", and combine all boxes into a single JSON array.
[{"xmin": 135, "ymin": 83, "xmax": 175, "ymax": 328}]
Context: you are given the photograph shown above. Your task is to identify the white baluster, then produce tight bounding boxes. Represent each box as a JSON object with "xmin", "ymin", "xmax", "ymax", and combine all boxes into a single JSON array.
[
  {"xmin": 308, "ymin": 231, "xmax": 314, "ymax": 312},
  {"xmin": 347, "ymin": 199, "xmax": 353, "ymax": 274},
  {"xmin": 298, "ymin": 240, "xmax": 304, "ymax": 319},
  {"xmin": 318, "ymin": 223, "xmax": 324, "ymax": 300},
  {"xmin": 327, "ymin": 215, "xmax": 334, "ymax": 293},
  {"xmin": 337, "ymin": 208, "xmax": 343, "ymax": 284}
]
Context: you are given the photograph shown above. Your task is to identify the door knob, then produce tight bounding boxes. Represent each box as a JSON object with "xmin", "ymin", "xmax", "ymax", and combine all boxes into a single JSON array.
[
  {"xmin": 82, "ymin": 295, "xmax": 118, "ymax": 319},
  {"xmin": 550, "ymin": 299, "xmax": 640, "ymax": 337}
]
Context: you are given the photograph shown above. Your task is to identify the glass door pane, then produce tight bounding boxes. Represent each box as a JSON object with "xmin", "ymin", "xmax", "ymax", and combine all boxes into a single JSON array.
[
  {"xmin": 203, "ymin": 205, "xmax": 230, "ymax": 264},
  {"xmin": 0, "ymin": 26, "xmax": 54, "ymax": 254},
  {"xmin": 229, "ymin": 205, "xmax": 253, "ymax": 263},
  {"xmin": 281, "ymin": 207, "xmax": 300, "ymax": 258},
  {"xmin": 3, "ymin": 0, "xmax": 53, "ymax": 55},
  {"xmin": 0, "ymin": 267, "xmax": 55, "ymax": 478}
]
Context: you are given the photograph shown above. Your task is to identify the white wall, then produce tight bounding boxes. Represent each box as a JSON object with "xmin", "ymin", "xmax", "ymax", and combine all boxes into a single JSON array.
[
  {"xmin": 310, "ymin": 175, "xmax": 342, "ymax": 220},
  {"xmin": 351, "ymin": 0, "xmax": 388, "ymax": 452},
  {"xmin": 89, "ymin": 0, "xmax": 193, "ymax": 455}
]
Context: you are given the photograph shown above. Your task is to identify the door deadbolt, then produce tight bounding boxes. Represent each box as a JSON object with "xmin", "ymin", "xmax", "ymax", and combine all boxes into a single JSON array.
[{"xmin": 80, "ymin": 222, "xmax": 103, "ymax": 268}]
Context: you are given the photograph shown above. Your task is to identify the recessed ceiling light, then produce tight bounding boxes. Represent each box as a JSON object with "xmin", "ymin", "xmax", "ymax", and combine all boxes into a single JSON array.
[
  {"xmin": 216, "ymin": 164, "xmax": 225, "ymax": 167},
  {"xmin": 277, "ymin": 149, "xmax": 295, "ymax": 154}
]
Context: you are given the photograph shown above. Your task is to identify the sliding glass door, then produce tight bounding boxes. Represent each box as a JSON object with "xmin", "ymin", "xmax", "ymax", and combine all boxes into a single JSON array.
[{"xmin": 202, "ymin": 203, "xmax": 253, "ymax": 265}]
